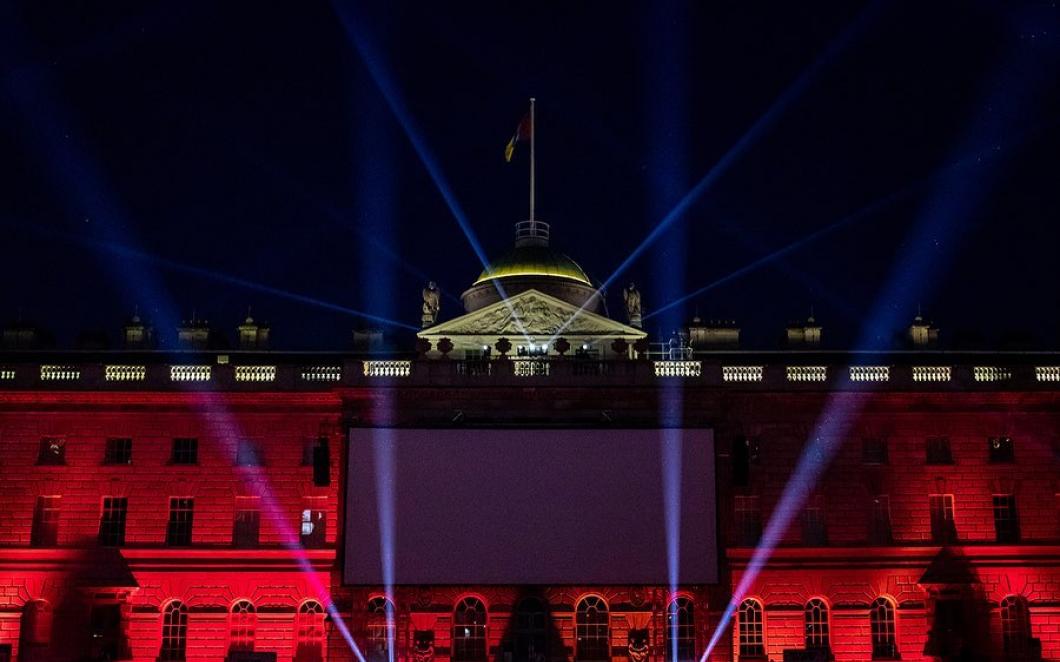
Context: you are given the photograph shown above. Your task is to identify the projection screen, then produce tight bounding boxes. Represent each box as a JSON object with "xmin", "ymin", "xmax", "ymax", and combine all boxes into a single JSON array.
[{"xmin": 345, "ymin": 428, "xmax": 716, "ymax": 585}]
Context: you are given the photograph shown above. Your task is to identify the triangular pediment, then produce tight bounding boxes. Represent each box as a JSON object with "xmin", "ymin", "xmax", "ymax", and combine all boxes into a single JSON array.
[{"xmin": 418, "ymin": 289, "xmax": 646, "ymax": 339}]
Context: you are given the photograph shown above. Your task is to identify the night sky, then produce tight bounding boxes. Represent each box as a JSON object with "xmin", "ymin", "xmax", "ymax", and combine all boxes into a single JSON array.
[{"xmin": 2, "ymin": 1, "xmax": 1058, "ymax": 350}]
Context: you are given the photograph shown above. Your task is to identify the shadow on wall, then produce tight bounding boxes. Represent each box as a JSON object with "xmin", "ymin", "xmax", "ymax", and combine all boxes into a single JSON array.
[{"xmin": 493, "ymin": 589, "xmax": 571, "ymax": 662}]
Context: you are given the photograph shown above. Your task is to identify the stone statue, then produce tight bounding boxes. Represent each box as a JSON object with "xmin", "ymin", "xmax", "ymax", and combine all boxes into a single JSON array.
[
  {"xmin": 623, "ymin": 283, "xmax": 642, "ymax": 328},
  {"xmin": 421, "ymin": 281, "xmax": 440, "ymax": 328}
]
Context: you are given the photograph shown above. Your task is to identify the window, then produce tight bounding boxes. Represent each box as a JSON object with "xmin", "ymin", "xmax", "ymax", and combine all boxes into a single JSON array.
[
  {"xmin": 103, "ymin": 438, "xmax": 132, "ymax": 464},
  {"xmin": 514, "ymin": 597, "xmax": 547, "ymax": 662},
  {"xmin": 869, "ymin": 597, "xmax": 898, "ymax": 660},
  {"xmin": 229, "ymin": 600, "xmax": 256, "ymax": 653},
  {"xmin": 804, "ymin": 599, "xmax": 829, "ymax": 650},
  {"xmin": 735, "ymin": 496, "xmax": 762, "ymax": 546},
  {"xmin": 232, "ymin": 501, "xmax": 260, "ymax": 548},
  {"xmin": 295, "ymin": 600, "xmax": 326, "ymax": 662},
  {"xmin": 732, "ymin": 436, "xmax": 759, "ymax": 488},
  {"xmin": 929, "ymin": 494, "xmax": 956, "ymax": 543},
  {"xmin": 452, "ymin": 597, "xmax": 487, "ymax": 662},
  {"xmin": 31, "ymin": 496, "xmax": 60, "ymax": 547},
  {"xmin": 926, "ymin": 437, "xmax": 953, "ymax": 465},
  {"xmin": 801, "ymin": 499, "xmax": 827, "ymax": 546},
  {"xmin": 98, "ymin": 497, "xmax": 128, "ymax": 546},
  {"xmin": 171, "ymin": 438, "xmax": 198, "ymax": 465},
  {"xmin": 37, "ymin": 438, "xmax": 65, "ymax": 465},
  {"xmin": 159, "ymin": 601, "xmax": 187, "ymax": 662},
  {"xmin": 988, "ymin": 436, "xmax": 1015, "ymax": 463},
  {"xmin": 738, "ymin": 599, "xmax": 765, "ymax": 658},
  {"xmin": 869, "ymin": 495, "xmax": 893, "ymax": 545},
  {"xmin": 1000, "ymin": 596, "xmax": 1030, "ymax": 657},
  {"xmin": 993, "ymin": 494, "xmax": 1020, "ymax": 543},
  {"xmin": 862, "ymin": 437, "xmax": 888, "ymax": 465},
  {"xmin": 305, "ymin": 438, "xmax": 331, "ymax": 487},
  {"xmin": 20, "ymin": 600, "xmax": 52, "ymax": 659},
  {"xmin": 300, "ymin": 509, "xmax": 326, "ymax": 548},
  {"xmin": 166, "ymin": 498, "xmax": 194, "ymax": 546},
  {"xmin": 575, "ymin": 596, "xmax": 610, "ymax": 662},
  {"xmin": 367, "ymin": 597, "xmax": 395, "ymax": 662},
  {"xmin": 666, "ymin": 597, "xmax": 695, "ymax": 662},
  {"xmin": 236, "ymin": 439, "xmax": 264, "ymax": 466}
]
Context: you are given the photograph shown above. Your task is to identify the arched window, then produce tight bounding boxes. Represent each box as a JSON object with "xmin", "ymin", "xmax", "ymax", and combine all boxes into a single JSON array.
[
  {"xmin": 1000, "ymin": 596, "xmax": 1030, "ymax": 657},
  {"xmin": 20, "ymin": 599, "xmax": 52, "ymax": 660},
  {"xmin": 229, "ymin": 600, "xmax": 256, "ymax": 653},
  {"xmin": 160, "ymin": 601, "xmax": 188, "ymax": 662},
  {"xmin": 367, "ymin": 596, "xmax": 396, "ymax": 662},
  {"xmin": 804, "ymin": 599, "xmax": 829, "ymax": 650},
  {"xmin": 666, "ymin": 597, "xmax": 695, "ymax": 662},
  {"xmin": 514, "ymin": 597, "xmax": 548, "ymax": 662},
  {"xmin": 737, "ymin": 599, "xmax": 764, "ymax": 658},
  {"xmin": 869, "ymin": 597, "xmax": 898, "ymax": 660},
  {"xmin": 452, "ymin": 597, "xmax": 487, "ymax": 662},
  {"xmin": 295, "ymin": 600, "xmax": 326, "ymax": 662},
  {"xmin": 575, "ymin": 596, "xmax": 610, "ymax": 662}
]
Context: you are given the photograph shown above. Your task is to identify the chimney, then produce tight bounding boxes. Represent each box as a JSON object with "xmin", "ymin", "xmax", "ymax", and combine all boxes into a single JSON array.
[
  {"xmin": 237, "ymin": 310, "xmax": 270, "ymax": 350},
  {"xmin": 122, "ymin": 310, "xmax": 155, "ymax": 349},
  {"xmin": 2, "ymin": 319, "xmax": 42, "ymax": 350},
  {"xmin": 786, "ymin": 312, "xmax": 822, "ymax": 348},
  {"xmin": 687, "ymin": 317, "xmax": 740, "ymax": 350},
  {"xmin": 353, "ymin": 328, "xmax": 384, "ymax": 353},
  {"xmin": 908, "ymin": 309, "xmax": 939, "ymax": 348},
  {"xmin": 177, "ymin": 313, "xmax": 211, "ymax": 350}
]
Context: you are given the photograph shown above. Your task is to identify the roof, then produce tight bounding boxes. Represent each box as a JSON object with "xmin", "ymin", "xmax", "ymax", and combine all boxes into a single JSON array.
[{"xmin": 473, "ymin": 245, "xmax": 592, "ymax": 286}]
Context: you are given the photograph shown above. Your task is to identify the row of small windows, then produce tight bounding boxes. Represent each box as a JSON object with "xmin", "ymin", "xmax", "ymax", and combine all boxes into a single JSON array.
[
  {"xmin": 35, "ymin": 436, "xmax": 331, "ymax": 485},
  {"xmin": 30, "ymin": 495, "xmax": 327, "ymax": 548},
  {"xmin": 737, "ymin": 595, "xmax": 1034, "ymax": 659},
  {"xmin": 733, "ymin": 492, "xmax": 1023, "ymax": 547}
]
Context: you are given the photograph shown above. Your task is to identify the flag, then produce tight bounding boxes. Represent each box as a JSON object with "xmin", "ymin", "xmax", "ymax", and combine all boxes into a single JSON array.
[{"xmin": 504, "ymin": 112, "xmax": 531, "ymax": 162}]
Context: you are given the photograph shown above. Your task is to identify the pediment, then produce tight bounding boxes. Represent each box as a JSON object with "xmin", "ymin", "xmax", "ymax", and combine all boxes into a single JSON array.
[{"xmin": 418, "ymin": 289, "xmax": 645, "ymax": 339}]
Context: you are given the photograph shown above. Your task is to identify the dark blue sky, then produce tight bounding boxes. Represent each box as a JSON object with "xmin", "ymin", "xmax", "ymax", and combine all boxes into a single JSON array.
[{"xmin": 2, "ymin": 1, "xmax": 1058, "ymax": 349}]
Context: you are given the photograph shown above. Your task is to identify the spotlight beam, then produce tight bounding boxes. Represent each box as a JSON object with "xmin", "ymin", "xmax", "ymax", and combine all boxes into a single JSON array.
[
  {"xmin": 331, "ymin": 3, "xmax": 531, "ymax": 341},
  {"xmin": 548, "ymin": 2, "xmax": 883, "ymax": 344}
]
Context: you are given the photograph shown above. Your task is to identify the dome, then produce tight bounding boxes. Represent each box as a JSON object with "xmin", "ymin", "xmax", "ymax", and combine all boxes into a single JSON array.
[{"xmin": 473, "ymin": 245, "xmax": 592, "ymax": 286}]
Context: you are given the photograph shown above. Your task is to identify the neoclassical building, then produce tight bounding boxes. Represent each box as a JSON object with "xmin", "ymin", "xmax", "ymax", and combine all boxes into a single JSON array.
[{"xmin": 0, "ymin": 218, "xmax": 1058, "ymax": 662}]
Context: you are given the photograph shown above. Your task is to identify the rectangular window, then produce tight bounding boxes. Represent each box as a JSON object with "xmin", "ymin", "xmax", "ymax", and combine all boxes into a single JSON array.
[
  {"xmin": 312, "ymin": 438, "xmax": 330, "ymax": 487},
  {"xmin": 869, "ymin": 494, "xmax": 893, "ymax": 545},
  {"xmin": 993, "ymin": 494, "xmax": 1020, "ymax": 543},
  {"xmin": 926, "ymin": 437, "xmax": 953, "ymax": 465},
  {"xmin": 862, "ymin": 438, "xmax": 888, "ymax": 465},
  {"xmin": 171, "ymin": 438, "xmax": 198, "ymax": 465},
  {"xmin": 732, "ymin": 436, "xmax": 759, "ymax": 488},
  {"xmin": 802, "ymin": 502, "xmax": 827, "ymax": 546},
  {"xmin": 236, "ymin": 439, "xmax": 264, "ymax": 466},
  {"xmin": 929, "ymin": 494, "xmax": 957, "ymax": 543},
  {"xmin": 734, "ymin": 496, "xmax": 761, "ymax": 547},
  {"xmin": 233, "ymin": 499, "xmax": 260, "ymax": 548},
  {"xmin": 988, "ymin": 436, "xmax": 1015, "ymax": 463},
  {"xmin": 103, "ymin": 438, "xmax": 132, "ymax": 465},
  {"xmin": 31, "ymin": 496, "xmax": 61, "ymax": 547},
  {"xmin": 37, "ymin": 437, "xmax": 66, "ymax": 465},
  {"xmin": 166, "ymin": 498, "xmax": 194, "ymax": 546},
  {"xmin": 98, "ymin": 497, "xmax": 128, "ymax": 546},
  {"xmin": 300, "ymin": 509, "xmax": 326, "ymax": 548}
]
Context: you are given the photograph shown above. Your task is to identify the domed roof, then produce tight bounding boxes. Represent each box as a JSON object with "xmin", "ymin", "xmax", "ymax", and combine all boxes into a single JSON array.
[{"xmin": 473, "ymin": 244, "xmax": 592, "ymax": 286}]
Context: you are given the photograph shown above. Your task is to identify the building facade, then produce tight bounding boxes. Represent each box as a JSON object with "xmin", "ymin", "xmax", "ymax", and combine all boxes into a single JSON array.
[{"xmin": 1, "ymin": 223, "xmax": 1058, "ymax": 661}]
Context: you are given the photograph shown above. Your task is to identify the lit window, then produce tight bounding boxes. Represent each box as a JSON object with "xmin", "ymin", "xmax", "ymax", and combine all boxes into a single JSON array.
[
  {"xmin": 869, "ymin": 597, "xmax": 898, "ymax": 660},
  {"xmin": 993, "ymin": 494, "xmax": 1020, "ymax": 543},
  {"xmin": 452, "ymin": 597, "xmax": 487, "ymax": 662},
  {"xmin": 300, "ymin": 508, "xmax": 326, "ymax": 548},
  {"xmin": 229, "ymin": 600, "xmax": 256, "ymax": 653},
  {"xmin": 1000, "ymin": 596, "xmax": 1030, "ymax": 657},
  {"xmin": 929, "ymin": 494, "xmax": 957, "ymax": 543},
  {"xmin": 666, "ymin": 597, "xmax": 695, "ymax": 662},
  {"xmin": 31, "ymin": 496, "xmax": 61, "ymax": 547},
  {"xmin": 804, "ymin": 599, "xmax": 829, "ymax": 650},
  {"xmin": 367, "ymin": 597, "xmax": 396, "ymax": 662},
  {"xmin": 166, "ymin": 498, "xmax": 194, "ymax": 546},
  {"xmin": 575, "ymin": 596, "xmax": 610, "ymax": 662},
  {"xmin": 738, "ymin": 599, "xmax": 764, "ymax": 658},
  {"xmin": 159, "ymin": 601, "xmax": 187, "ymax": 662},
  {"xmin": 99, "ymin": 497, "xmax": 128, "ymax": 547},
  {"xmin": 296, "ymin": 600, "xmax": 326, "ymax": 662}
]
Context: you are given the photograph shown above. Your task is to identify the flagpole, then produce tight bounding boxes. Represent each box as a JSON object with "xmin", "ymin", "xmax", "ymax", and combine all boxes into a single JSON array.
[{"xmin": 529, "ymin": 97, "xmax": 536, "ymax": 226}]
